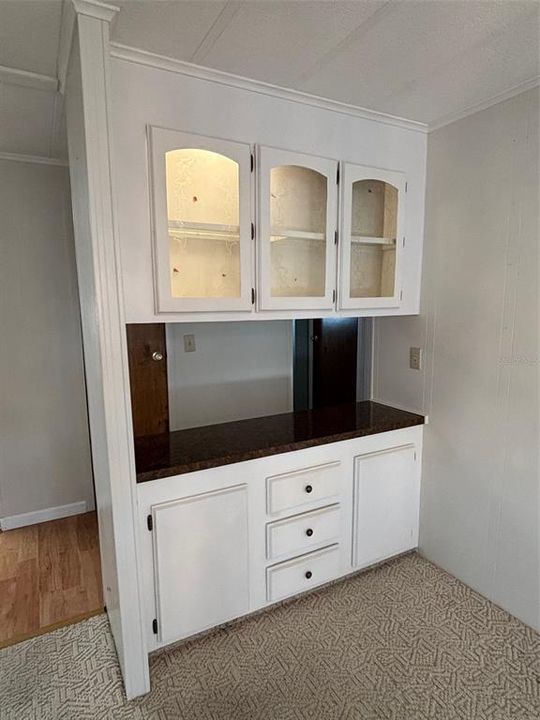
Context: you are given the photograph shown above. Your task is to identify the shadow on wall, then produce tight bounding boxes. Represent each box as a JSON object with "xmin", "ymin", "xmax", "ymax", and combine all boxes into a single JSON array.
[{"xmin": 169, "ymin": 376, "xmax": 292, "ymax": 431}]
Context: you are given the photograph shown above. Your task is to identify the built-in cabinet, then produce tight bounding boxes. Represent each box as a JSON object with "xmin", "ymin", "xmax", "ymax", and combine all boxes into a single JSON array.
[
  {"xmin": 149, "ymin": 127, "xmax": 407, "ymax": 317},
  {"xmin": 138, "ymin": 425, "xmax": 422, "ymax": 650}
]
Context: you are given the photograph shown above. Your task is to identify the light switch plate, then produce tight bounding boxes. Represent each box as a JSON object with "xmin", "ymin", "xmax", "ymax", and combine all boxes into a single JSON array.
[
  {"xmin": 184, "ymin": 334, "xmax": 196, "ymax": 353},
  {"xmin": 409, "ymin": 346, "xmax": 422, "ymax": 370}
]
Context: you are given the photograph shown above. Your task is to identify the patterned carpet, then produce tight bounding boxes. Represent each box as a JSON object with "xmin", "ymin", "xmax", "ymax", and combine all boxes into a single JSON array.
[{"xmin": 0, "ymin": 553, "xmax": 538, "ymax": 720}]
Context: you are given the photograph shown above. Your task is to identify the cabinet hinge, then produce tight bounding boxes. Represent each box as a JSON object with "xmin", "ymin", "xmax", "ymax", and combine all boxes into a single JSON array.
[
  {"xmin": 152, "ymin": 618, "xmax": 158, "ymax": 635},
  {"xmin": 250, "ymin": 153, "xmax": 254, "ymax": 172},
  {"xmin": 336, "ymin": 165, "xmax": 340, "ymax": 184},
  {"xmin": 332, "ymin": 289, "xmax": 336, "ymax": 303},
  {"xmin": 251, "ymin": 222, "xmax": 255, "ymax": 240},
  {"xmin": 334, "ymin": 230, "xmax": 338, "ymax": 245},
  {"xmin": 251, "ymin": 287, "xmax": 256, "ymax": 305},
  {"xmin": 147, "ymin": 514, "xmax": 153, "ymax": 531}
]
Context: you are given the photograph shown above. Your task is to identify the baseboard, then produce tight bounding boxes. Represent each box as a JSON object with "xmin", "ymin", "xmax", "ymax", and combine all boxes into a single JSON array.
[{"xmin": 0, "ymin": 501, "xmax": 88, "ymax": 531}]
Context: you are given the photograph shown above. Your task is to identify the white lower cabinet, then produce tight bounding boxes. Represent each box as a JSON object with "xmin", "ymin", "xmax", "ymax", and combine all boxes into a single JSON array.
[
  {"xmin": 151, "ymin": 484, "xmax": 249, "ymax": 644},
  {"xmin": 352, "ymin": 444, "xmax": 420, "ymax": 569},
  {"xmin": 139, "ymin": 425, "xmax": 422, "ymax": 650}
]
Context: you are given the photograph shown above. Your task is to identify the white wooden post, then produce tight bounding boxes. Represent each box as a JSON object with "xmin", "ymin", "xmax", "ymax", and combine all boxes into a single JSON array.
[{"xmin": 65, "ymin": 0, "xmax": 150, "ymax": 698}]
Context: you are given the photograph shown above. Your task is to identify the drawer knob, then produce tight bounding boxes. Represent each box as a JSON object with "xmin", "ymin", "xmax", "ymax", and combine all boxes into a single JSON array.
[
  {"xmin": 305, "ymin": 528, "xmax": 314, "ymax": 537},
  {"xmin": 305, "ymin": 485, "xmax": 313, "ymax": 494},
  {"xmin": 305, "ymin": 571, "xmax": 312, "ymax": 580}
]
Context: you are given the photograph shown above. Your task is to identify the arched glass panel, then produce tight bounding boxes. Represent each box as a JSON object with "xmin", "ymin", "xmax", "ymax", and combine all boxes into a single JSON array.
[
  {"xmin": 349, "ymin": 179, "xmax": 397, "ymax": 298},
  {"xmin": 269, "ymin": 165, "xmax": 327, "ymax": 298},
  {"xmin": 166, "ymin": 149, "xmax": 241, "ymax": 298}
]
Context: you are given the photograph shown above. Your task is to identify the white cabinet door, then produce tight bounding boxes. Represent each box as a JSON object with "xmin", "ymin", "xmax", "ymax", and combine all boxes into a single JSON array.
[
  {"xmin": 339, "ymin": 163, "xmax": 406, "ymax": 310},
  {"xmin": 353, "ymin": 444, "xmax": 419, "ymax": 568},
  {"xmin": 149, "ymin": 127, "xmax": 253, "ymax": 313},
  {"xmin": 152, "ymin": 484, "xmax": 249, "ymax": 644},
  {"xmin": 257, "ymin": 146, "xmax": 338, "ymax": 311}
]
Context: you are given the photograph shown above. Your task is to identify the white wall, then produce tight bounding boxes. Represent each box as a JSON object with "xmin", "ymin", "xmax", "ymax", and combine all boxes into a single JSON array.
[
  {"xmin": 167, "ymin": 321, "xmax": 292, "ymax": 430},
  {"xmin": 373, "ymin": 88, "xmax": 539, "ymax": 630},
  {"xmin": 0, "ymin": 159, "xmax": 94, "ymax": 527}
]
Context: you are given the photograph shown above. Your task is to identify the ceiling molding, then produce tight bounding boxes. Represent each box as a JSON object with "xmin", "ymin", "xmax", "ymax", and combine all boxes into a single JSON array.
[
  {"xmin": 0, "ymin": 64, "xmax": 57, "ymax": 93},
  {"xmin": 72, "ymin": 0, "xmax": 119, "ymax": 23},
  {"xmin": 110, "ymin": 42, "xmax": 428, "ymax": 134},
  {"xmin": 429, "ymin": 76, "xmax": 540, "ymax": 132},
  {"xmin": 57, "ymin": 0, "xmax": 77, "ymax": 94},
  {"xmin": 0, "ymin": 151, "xmax": 68, "ymax": 167}
]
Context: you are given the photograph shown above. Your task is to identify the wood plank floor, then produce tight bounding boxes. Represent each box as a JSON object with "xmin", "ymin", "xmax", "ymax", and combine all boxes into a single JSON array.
[{"xmin": 0, "ymin": 512, "xmax": 103, "ymax": 649}]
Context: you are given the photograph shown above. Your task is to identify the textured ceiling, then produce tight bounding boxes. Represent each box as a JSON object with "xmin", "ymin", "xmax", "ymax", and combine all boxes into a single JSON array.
[
  {"xmin": 0, "ymin": 0, "xmax": 539, "ymax": 158},
  {"xmin": 112, "ymin": 0, "xmax": 540, "ymax": 124}
]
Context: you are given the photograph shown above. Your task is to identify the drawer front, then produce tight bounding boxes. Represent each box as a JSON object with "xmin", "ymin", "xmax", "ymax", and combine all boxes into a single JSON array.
[
  {"xmin": 266, "ymin": 544, "xmax": 340, "ymax": 603},
  {"xmin": 266, "ymin": 504, "xmax": 341, "ymax": 561},
  {"xmin": 266, "ymin": 461, "xmax": 341, "ymax": 515}
]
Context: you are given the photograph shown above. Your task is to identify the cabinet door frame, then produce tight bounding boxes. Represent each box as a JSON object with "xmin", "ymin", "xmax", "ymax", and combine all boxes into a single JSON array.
[
  {"xmin": 151, "ymin": 483, "xmax": 250, "ymax": 644},
  {"xmin": 352, "ymin": 443, "xmax": 419, "ymax": 569},
  {"xmin": 257, "ymin": 146, "xmax": 338, "ymax": 311},
  {"xmin": 338, "ymin": 162, "xmax": 406, "ymax": 310},
  {"xmin": 148, "ymin": 126, "xmax": 254, "ymax": 313}
]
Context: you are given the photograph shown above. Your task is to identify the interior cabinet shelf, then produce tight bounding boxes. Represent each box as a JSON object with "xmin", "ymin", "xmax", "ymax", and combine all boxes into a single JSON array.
[
  {"xmin": 350, "ymin": 235, "xmax": 396, "ymax": 246},
  {"xmin": 270, "ymin": 228, "xmax": 325, "ymax": 242},
  {"xmin": 168, "ymin": 221, "xmax": 240, "ymax": 241}
]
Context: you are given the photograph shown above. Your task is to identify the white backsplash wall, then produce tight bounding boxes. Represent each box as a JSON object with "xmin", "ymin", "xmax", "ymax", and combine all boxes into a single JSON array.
[
  {"xmin": 166, "ymin": 321, "xmax": 293, "ymax": 430},
  {"xmin": 373, "ymin": 87, "xmax": 539, "ymax": 630}
]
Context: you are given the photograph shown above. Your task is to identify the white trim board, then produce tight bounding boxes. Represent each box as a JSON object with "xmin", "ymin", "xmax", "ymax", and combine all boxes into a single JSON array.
[
  {"xmin": 109, "ymin": 43, "xmax": 428, "ymax": 134},
  {"xmin": 0, "ymin": 151, "xmax": 68, "ymax": 167},
  {"xmin": 429, "ymin": 76, "xmax": 540, "ymax": 132},
  {"xmin": 0, "ymin": 501, "xmax": 89, "ymax": 531},
  {"xmin": 0, "ymin": 64, "xmax": 57, "ymax": 92}
]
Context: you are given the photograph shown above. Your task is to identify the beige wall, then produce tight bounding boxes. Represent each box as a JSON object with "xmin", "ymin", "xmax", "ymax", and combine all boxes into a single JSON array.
[
  {"xmin": 373, "ymin": 88, "xmax": 539, "ymax": 630},
  {"xmin": 0, "ymin": 159, "xmax": 93, "ymax": 525}
]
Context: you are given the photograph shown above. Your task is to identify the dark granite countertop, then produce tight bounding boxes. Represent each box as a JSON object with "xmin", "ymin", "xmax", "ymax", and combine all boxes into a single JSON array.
[{"xmin": 134, "ymin": 401, "xmax": 424, "ymax": 483}]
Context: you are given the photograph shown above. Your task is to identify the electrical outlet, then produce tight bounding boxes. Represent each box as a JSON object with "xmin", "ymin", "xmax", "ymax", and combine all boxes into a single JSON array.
[
  {"xmin": 183, "ymin": 334, "xmax": 196, "ymax": 353},
  {"xmin": 409, "ymin": 346, "xmax": 422, "ymax": 370}
]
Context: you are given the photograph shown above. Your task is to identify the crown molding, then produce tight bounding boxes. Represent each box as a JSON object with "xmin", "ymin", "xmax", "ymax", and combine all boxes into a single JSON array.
[
  {"xmin": 0, "ymin": 64, "xmax": 57, "ymax": 93},
  {"xmin": 72, "ymin": 0, "xmax": 119, "ymax": 23},
  {"xmin": 0, "ymin": 151, "xmax": 68, "ymax": 167},
  {"xmin": 109, "ymin": 43, "xmax": 428, "ymax": 134},
  {"xmin": 429, "ymin": 76, "xmax": 540, "ymax": 132}
]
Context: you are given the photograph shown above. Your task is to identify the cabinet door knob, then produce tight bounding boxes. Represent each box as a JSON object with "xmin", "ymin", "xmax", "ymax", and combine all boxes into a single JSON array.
[
  {"xmin": 305, "ymin": 528, "xmax": 314, "ymax": 537},
  {"xmin": 152, "ymin": 351, "xmax": 164, "ymax": 361},
  {"xmin": 305, "ymin": 485, "xmax": 313, "ymax": 494},
  {"xmin": 305, "ymin": 571, "xmax": 312, "ymax": 580}
]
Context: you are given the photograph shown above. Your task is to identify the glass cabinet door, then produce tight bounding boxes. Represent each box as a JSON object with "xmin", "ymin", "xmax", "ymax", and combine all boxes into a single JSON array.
[
  {"xmin": 258, "ymin": 147, "xmax": 338, "ymax": 310},
  {"xmin": 339, "ymin": 164, "xmax": 405, "ymax": 309},
  {"xmin": 149, "ymin": 127, "xmax": 253, "ymax": 313}
]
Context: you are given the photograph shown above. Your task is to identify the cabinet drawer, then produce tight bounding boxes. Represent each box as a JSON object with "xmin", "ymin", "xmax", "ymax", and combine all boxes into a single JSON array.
[
  {"xmin": 266, "ymin": 504, "xmax": 340, "ymax": 561},
  {"xmin": 266, "ymin": 461, "xmax": 341, "ymax": 515},
  {"xmin": 266, "ymin": 544, "xmax": 340, "ymax": 603}
]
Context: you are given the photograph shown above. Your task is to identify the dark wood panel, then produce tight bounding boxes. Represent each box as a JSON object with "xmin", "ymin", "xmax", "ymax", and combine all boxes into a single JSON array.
[
  {"xmin": 126, "ymin": 323, "xmax": 169, "ymax": 438},
  {"xmin": 312, "ymin": 318, "xmax": 358, "ymax": 409}
]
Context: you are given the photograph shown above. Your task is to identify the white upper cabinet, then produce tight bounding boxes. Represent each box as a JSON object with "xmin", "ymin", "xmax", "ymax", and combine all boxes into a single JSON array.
[
  {"xmin": 339, "ymin": 164, "xmax": 406, "ymax": 310},
  {"xmin": 149, "ymin": 127, "xmax": 253, "ymax": 313},
  {"xmin": 257, "ymin": 147, "xmax": 338, "ymax": 311}
]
